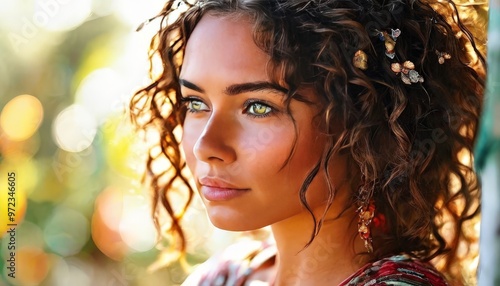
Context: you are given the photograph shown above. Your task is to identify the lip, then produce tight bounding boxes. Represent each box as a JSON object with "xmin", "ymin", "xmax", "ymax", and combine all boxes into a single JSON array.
[{"xmin": 199, "ymin": 177, "xmax": 250, "ymax": 201}]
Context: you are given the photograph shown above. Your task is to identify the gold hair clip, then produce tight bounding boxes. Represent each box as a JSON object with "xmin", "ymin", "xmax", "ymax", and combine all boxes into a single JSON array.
[
  {"xmin": 391, "ymin": 61, "xmax": 424, "ymax": 85},
  {"xmin": 378, "ymin": 29, "xmax": 401, "ymax": 59},
  {"xmin": 435, "ymin": 50, "xmax": 451, "ymax": 64},
  {"xmin": 353, "ymin": 50, "xmax": 368, "ymax": 70}
]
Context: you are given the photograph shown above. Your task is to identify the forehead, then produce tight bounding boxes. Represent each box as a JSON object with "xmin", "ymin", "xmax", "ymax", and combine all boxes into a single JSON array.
[{"xmin": 180, "ymin": 14, "xmax": 270, "ymax": 83}]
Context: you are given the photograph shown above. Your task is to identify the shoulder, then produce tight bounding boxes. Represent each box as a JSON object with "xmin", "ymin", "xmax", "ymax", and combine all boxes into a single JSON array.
[
  {"xmin": 182, "ymin": 239, "xmax": 276, "ymax": 286},
  {"xmin": 340, "ymin": 254, "xmax": 449, "ymax": 286}
]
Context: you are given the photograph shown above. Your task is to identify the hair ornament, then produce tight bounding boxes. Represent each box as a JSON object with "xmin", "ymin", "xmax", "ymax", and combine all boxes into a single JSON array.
[
  {"xmin": 435, "ymin": 50, "xmax": 451, "ymax": 64},
  {"xmin": 378, "ymin": 28, "xmax": 401, "ymax": 59},
  {"xmin": 391, "ymin": 61, "xmax": 424, "ymax": 85},
  {"xmin": 353, "ymin": 50, "xmax": 368, "ymax": 70}
]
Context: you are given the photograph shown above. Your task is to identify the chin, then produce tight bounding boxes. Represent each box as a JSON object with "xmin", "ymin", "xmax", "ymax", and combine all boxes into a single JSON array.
[
  {"xmin": 208, "ymin": 216, "xmax": 260, "ymax": 232},
  {"xmin": 206, "ymin": 209, "xmax": 267, "ymax": 232}
]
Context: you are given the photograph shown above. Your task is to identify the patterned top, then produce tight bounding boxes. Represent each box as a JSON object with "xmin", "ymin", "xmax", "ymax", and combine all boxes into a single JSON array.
[
  {"xmin": 339, "ymin": 255, "xmax": 449, "ymax": 286},
  {"xmin": 182, "ymin": 240, "xmax": 449, "ymax": 286}
]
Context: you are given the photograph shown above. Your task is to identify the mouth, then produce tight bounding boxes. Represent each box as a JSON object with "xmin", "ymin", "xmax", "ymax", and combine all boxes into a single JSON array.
[{"xmin": 199, "ymin": 177, "xmax": 250, "ymax": 201}]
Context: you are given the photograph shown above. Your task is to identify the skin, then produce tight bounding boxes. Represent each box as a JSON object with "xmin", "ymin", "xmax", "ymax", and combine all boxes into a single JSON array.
[{"xmin": 180, "ymin": 14, "xmax": 368, "ymax": 285}]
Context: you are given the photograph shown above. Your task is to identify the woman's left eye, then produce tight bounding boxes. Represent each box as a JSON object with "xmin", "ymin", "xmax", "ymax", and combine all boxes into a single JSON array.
[{"xmin": 245, "ymin": 101, "xmax": 274, "ymax": 117}]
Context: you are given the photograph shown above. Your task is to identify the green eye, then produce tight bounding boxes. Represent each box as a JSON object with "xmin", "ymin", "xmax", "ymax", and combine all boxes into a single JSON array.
[
  {"xmin": 190, "ymin": 101, "xmax": 203, "ymax": 111},
  {"xmin": 248, "ymin": 103, "xmax": 272, "ymax": 116},
  {"xmin": 183, "ymin": 98, "xmax": 209, "ymax": 113}
]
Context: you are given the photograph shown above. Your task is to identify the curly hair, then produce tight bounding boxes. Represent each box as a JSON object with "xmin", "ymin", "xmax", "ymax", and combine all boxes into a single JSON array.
[{"xmin": 130, "ymin": 0, "xmax": 485, "ymax": 284}]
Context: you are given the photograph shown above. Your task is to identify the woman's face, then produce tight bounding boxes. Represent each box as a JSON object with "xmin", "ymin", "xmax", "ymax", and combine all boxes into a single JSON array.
[{"xmin": 180, "ymin": 14, "xmax": 348, "ymax": 231}]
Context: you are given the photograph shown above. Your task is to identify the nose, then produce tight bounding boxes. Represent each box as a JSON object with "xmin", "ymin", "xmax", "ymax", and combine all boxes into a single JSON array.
[{"xmin": 192, "ymin": 113, "xmax": 237, "ymax": 164}]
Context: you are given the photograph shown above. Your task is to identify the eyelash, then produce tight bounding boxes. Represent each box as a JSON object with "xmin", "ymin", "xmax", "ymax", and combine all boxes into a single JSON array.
[
  {"xmin": 180, "ymin": 96, "xmax": 208, "ymax": 114},
  {"xmin": 179, "ymin": 97, "xmax": 276, "ymax": 118},
  {"xmin": 243, "ymin": 99, "xmax": 275, "ymax": 118}
]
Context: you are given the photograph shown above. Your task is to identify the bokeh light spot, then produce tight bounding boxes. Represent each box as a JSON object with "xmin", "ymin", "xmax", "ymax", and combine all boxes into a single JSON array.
[
  {"xmin": 13, "ymin": 247, "xmax": 49, "ymax": 286},
  {"xmin": 15, "ymin": 221, "xmax": 45, "ymax": 249},
  {"xmin": 75, "ymin": 68, "xmax": 124, "ymax": 123},
  {"xmin": 44, "ymin": 207, "xmax": 90, "ymax": 257},
  {"xmin": 52, "ymin": 104, "xmax": 97, "ymax": 152},
  {"xmin": 0, "ymin": 94, "xmax": 43, "ymax": 141},
  {"xmin": 119, "ymin": 194, "xmax": 156, "ymax": 252},
  {"xmin": 92, "ymin": 187, "xmax": 128, "ymax": 261},
  {"xmin": 49, "ymin": 257, "xmax": 93, "ymax": 286}
]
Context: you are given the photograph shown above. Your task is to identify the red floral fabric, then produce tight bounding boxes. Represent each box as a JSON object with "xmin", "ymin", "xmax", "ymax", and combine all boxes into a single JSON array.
[
  {"xmin": 339, "ymin": 254, "xmax": 449, "ymax": 286},
  {"xmin": 183, "ymin": 241, "xmax": 449, "ymax": 286}
]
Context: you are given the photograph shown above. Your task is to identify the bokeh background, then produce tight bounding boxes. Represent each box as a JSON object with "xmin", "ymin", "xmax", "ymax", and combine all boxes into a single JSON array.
[
  {"xmin": 0, "ymin": 1, "xmax": 246, "ymax": 285},
  {"xmin": 0, "ymin": 0, "xmax": 491, "ymax": 286}
]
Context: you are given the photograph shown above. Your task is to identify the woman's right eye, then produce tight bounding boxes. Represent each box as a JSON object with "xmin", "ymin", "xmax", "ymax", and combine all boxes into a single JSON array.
[{"xmin": 181, "ymin": 97, "xmax": 210, "ymax": 113}]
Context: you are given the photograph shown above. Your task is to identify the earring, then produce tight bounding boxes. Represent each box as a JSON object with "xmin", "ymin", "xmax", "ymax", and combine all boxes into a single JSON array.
[{"xmin": 357, "ymin": 198, "xmax": 375, "ymax": 253}]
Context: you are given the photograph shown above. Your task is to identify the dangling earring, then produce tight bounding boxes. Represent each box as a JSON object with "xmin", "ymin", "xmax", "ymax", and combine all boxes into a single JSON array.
[{"xmin": 357, "ymin": 195, "xmax": 375, "ymax": 253}]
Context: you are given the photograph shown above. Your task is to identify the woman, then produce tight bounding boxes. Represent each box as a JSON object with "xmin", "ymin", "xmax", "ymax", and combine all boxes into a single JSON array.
[{"xmin": 130, "ymin": 0, "xmax": 485, "ymax": 285}]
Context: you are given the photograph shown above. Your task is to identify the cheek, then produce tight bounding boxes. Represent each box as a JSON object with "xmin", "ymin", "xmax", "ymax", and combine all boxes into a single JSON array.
[
  {"xmin": 180, "ymin": 120, "xmax": 199, "ymax": 171},
  {"xmin": 283, "ymin": 129, "xmax": 331, "ymax": 205},
  {"xmin": 239, "ymin": 120, "xmax": 294, "ymax": 167},
  {"xmin": 246, "ymin": 122, "xmax": 325, "ymax": 192}
]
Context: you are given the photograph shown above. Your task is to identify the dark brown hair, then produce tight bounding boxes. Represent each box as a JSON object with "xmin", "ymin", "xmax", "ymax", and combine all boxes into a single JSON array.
[{"xmin": 130, "ymin": 0, "xmax": 485, "ymax": 284}]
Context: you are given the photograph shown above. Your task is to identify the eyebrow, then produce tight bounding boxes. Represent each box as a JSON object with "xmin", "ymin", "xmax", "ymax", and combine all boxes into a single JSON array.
[
  {"xmin": 179, "ymin": 78, "xmax": 314, "ymax": 104},
  {"xmin": 225, "ymin": 81, "xmax": 288, "ymax": 95},
  {"xmin": 179, "ymin": 79, "xmax": 288, "ymax": 96},
  {"xmin": 179, "ymin": 79, "xmax": 205, "ymax": 93}
]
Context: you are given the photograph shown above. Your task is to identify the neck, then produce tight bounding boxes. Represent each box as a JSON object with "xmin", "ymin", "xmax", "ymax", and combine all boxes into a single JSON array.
[{"xmin": 270, "ymin": 205, "xmax": 370, "ymax": 286}]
